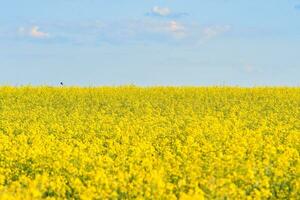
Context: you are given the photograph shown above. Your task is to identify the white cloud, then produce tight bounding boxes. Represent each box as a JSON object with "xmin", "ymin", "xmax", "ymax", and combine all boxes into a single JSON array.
[
  {"xmin": 18, "ymin": 26, "xmax": 49, "ymax": 39},
  {"xmin": 167, "ymin": 21, "xmax": 186, "ymax": 38},
  {"xmin": 29, "ymin": 26, "xmax": 49, "ymax": 38},
  {"xmin": 202, "ymin": 25, "xmax": 231, "ymax": 40},
  {"xmin": 168, "ymin": 21, "xmax": 184, "ymax": 32},
  {"xmin": 147, "ymin": 6, "xmax": 188, "ymax": 18},
  {"xmin": 152, "ymin": 6, "xmax": 171, "ymax": 16},
  {"xmin": 15, "ymin": 21, "xmax": 232, "ymax": 45},
  {"xmin": 141, "ymin": 20, "xmax": 186, "ymax": 39}
]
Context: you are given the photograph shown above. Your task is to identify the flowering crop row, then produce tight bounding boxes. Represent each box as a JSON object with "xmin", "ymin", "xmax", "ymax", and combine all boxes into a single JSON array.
[{"xmin": 0, "ymin": 87, "xmax": 299, "ymax": 199}]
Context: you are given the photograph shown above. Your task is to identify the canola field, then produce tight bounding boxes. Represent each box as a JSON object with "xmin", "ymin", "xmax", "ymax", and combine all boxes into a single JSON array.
[{"xmin": 0, "ymin": 86, "xmax": 299, "ymax": 200}]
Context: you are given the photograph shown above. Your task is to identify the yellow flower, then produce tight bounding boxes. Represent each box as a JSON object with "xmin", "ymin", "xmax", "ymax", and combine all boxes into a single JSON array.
[{"xmin": 0, "ymin": 86, "xmax": 299, "ymax": 199}]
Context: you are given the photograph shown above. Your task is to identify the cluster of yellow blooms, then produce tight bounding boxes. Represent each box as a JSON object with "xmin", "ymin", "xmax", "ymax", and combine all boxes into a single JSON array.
[{"xmin": 0, "ymin": 86, "xmax": 299, "ymax": 199}]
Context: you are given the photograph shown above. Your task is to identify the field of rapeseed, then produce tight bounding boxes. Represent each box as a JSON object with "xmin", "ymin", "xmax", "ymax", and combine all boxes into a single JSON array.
[{"xmin": 0, "ymin": 86, "xmax": 299, "ymax": 199}]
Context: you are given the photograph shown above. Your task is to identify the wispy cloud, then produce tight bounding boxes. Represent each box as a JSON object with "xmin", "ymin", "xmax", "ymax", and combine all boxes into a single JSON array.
[
  {"xmin": 201, "ymin": 25, "xmax": 231, "ymax": 40},
  {"xmin": 104, "ymin": 20, "xmax": 187, "ymax": 42},
  {"xmin": 14, "ymin": 20, "xmax": 232, "ymax": 46},
  {"xmin": 146, "ymin": 6, "xmax": 188, "ymax": 18},
  {"xmin": 133, "ymin": 20, "xmax": 187, "ymax": 39},
  {"xmin": 152, "ymin": 6, "xmax": 171, "ymax": 16},
  {"xmin": 29, "ymin": 26, "xmax": 49, "ymax": 38},
  {"xmin": 167, "ymin": 21, "xmax": 186, "ymax": 38},
  {"xmin": 18, "ymin": 26, "xmax": 49, "ymax": 39}
]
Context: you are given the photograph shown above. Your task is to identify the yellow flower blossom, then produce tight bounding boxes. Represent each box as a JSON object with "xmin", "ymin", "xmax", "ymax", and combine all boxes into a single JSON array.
[{"xmin": 0, "ymin": 86, "xmax": 299, "ymax": 199}]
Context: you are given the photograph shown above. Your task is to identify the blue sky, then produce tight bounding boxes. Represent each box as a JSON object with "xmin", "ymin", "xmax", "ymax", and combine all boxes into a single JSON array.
[{"xmin": 0, "ymin": 0, "xmax": 300, "ymax": 86}]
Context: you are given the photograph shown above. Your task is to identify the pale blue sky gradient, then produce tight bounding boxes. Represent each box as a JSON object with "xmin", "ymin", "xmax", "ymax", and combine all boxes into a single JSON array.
[{"xmin": 1, "ymin": 0, "xmax": 300, "ymax": 86}]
